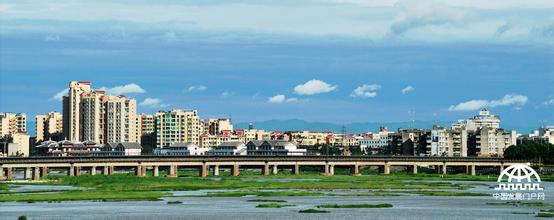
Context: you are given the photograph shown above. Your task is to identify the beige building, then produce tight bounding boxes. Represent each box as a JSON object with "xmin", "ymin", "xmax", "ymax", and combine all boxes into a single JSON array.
[
  {"xmin": 36, "ymin": 112, "xmax": 63, "ymax": 142},
  {"xmin": 475, "ymin": 127, "xmax": 516, "ymax": 157},
  {"xmin": 7, "ymin": 132, "xmax": 30, "ymax": 157},
  {"xmin": 289, "ymin": 131, "xmax": 327, "ymax": 146},
  {"xmin": 62, "ymin": 81, "xmax": 138, "ymax": 144},
  {"xmin": 63, "ymin": 81, "xmax": 92, "ymax": 141},
  {"xmin": 155, "ymin": 109, "xmax": 204, "ymax": 147},
  {"xmin": 0, "ymin": 112, "xmax": 27, "ymax": 136},
  {"xmin": 430, "ymin": 126, "xmax": 468, "ymax": 157},
  {"xmin": 103, "ymin": 95, "xmax": 137, "ymax": 143},
  {"xmin": 200, "ymin": 134, "xmax": 245, "ymax": 148},
  {"xmin": 205, "ymin": 118, "xmax": 233, "ymax": 135}
]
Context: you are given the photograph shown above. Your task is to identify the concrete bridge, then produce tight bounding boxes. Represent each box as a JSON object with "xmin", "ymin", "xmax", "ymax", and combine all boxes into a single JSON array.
[{"xmin": 0, "ymin": 156, "xmax": 531, "ymax": 181}]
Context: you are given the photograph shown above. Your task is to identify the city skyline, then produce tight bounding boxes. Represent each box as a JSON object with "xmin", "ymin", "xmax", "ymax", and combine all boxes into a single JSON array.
[{"xmin": 1, "ymin": 0, "xmax": 554, "ymax": 132}]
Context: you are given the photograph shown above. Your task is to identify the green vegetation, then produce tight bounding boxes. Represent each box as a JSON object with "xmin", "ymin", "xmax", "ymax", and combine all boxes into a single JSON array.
[
  {"xmin": 316, "ymin": 203, "xmax": 393, "ymax": 208},
  {"xmin": 541, "ymin": 209, "xmax": 554, "ymax": 213},
  {"xmin": 298, "ymin": 209, "xmax": 330, "ymax": 213},
  {"xmin": 255, "ymin": 203, "xmax": 295, "ymax": 208},
  {"xmin": 18, "ymin": 216, "xmax": 27, "ymax": 220},
  {"xmin": 486, "ymin": 201, "xmax": 552, "ymax": 207},
  {"xmin": 512, "ymin": 212, "xmax": 533, "ymax": 214},
  {"xmin": 413, "ymin": 191, "xmax": 489, "ymax": 197},
  {"xmin": 504, "ymin": 141, "xmax": 554, "ymax": 163},
  {"xmin": 167, "ymin": 201, "xmax": 183, "ymax": 204},
  {"xmin": 536, "ymin": 213, "xmax": 554, "ymax": 218},
  {"xmin": 0, "ymin": 171, "xmax": 498, "ymax": 202},
  {"xmin": 247, "ymin": 199, "xmax": 287, "ymax": 203},
  {"xmin": 0, "ymin": 190, "xmax": 167, "ymax": 202}
]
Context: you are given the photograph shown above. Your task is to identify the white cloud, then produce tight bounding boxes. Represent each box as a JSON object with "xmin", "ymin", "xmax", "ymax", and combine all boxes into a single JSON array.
[
  {"xmin": 187, "ymin": 85, "xmax": 207, "ymax": 92},
  {"xmin": 401, "ymin": 85, "xmax": 414, "ymax": 94},
  {"xmin": 351, "ymin": 84, "xmax": 381, "ymax": 98},
  {"xmin": 268, "ymin": 94, "xmax": 286, "ymax": 103},
  {"xmin": 294, "ymin": 79, "xmax": 337, "ymax": 95},
  {"xmin": 99, "ymin": 83, "xmax": 145, "ymax": 95},
  {"xmin": 140, "ymin": 97, "xmax": 169, "ymax": 108},
  {"xmin": 448, "ymin": 94, "xmax": 528, "ymax": 111},
  {"xmin": 286, "ymin": 98, "xmax": 298, "ymax": 103},
  {"xmin": 51, "ymin": 88, "xmax": 68, "ymax": 101},
  {"xmin": 221, "ymin": 91, "xmax": 232, "ymax": 98},
  {"xmin": 543, "ymin": 99, "xmax": 554, "ymax": 106},
  {"xmin": 389, "ymin": 0, "xmax": 467, "ymax": 36}
]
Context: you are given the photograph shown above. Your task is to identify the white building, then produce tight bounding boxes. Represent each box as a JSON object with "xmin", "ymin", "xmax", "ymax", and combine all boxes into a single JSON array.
[
  {"xmin": 246, "ymin": 140, "xmax": 307, "ymax": 156},
  {"xmin": 208, "ymin": 142, "xmax": 247, "ymax": 155},
  {"xmin": 154, "ymin": 143, "xmax": 208, "ymax": 156},
  {"xmin": 101, "ymin": 142, "xmax": 142, "ymax": 156}
]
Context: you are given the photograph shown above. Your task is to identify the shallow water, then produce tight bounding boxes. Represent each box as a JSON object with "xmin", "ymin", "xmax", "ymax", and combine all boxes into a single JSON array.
[{"xmin": 1, "ymin": 181, "xmax": 552, "ymax": 220}]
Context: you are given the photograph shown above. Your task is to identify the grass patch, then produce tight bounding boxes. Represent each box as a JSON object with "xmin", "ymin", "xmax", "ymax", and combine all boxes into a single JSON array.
[
  {"xmin": 512, "ymin": 212, "xmax": 533, "ymax": 214},
  {"xmin": 298, "ymin": 209, "xmax": 330, "ymax": 213},
  {"xmin": 167, "ymin": 201, "xmax": 183, "ymax": 204},
  {"xmin": 255, "ymin": 203, "xmax": 295, "ymax": 208},
  {"xmin": 536, "ymin": 213, "xmax": 554, "ymax": 218},
  {"xmin": 247, "ymin": 199, "xmax": 287, "ymax": 203},
  {"xmin": 316, "ymin": 203, "xmax": 393, "ymax": 208},
  {"xmin": 413, "ymin": 191, "xmax": 488, "ymax": 197},
  {"xmin": 197, "ymin": 191, "xmax": 325, "ymax": 197},
  {"xmin": 541, "ymin": 209, "xmax": 554, "ymax": 213},
  {"xmin": 486, "ymin": 201, "xmax": 552, "ymax": 207},
  {"xmin": 0, "ymin": 190, "xmax": 168, "ymax": 202}
]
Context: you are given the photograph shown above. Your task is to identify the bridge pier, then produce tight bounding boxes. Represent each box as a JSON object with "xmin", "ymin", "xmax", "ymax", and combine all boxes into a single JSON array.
[
  {"xmin": 0, "ymin": 167, "xmax": 4, "ymax": 180},
  {"xmin": 350, "ymin": 164, "xmax": 360, "ymax": 176},
  {"xmin": 294, "ymin": 164, "xmax": 300, "ymax": 175},
  {"xmin": 32, "ymin": 167, "xmax": 40, "ymax": 181},
  {"xmin": 322, "ymin": 164, "xmax": 330, "ymax": 176},
  {"xmin": 412, "ymin": 164, "xmax": 418, "ymax": 174},
  {"xmin": 41, "ymin": 167, "xmax": 48, "ymax": 178},
  {"xmin": 167, "ymin": 165, "xmax": 177, "ymax": 178},
  {"xmin": 69, "ymin": 166, "xmax": 75, "ymax": 176},
  {"xmin": 153, "ymin": 166, "xmax": 159, "ymax": 177},
  {"xmin": 470, "ymin": 165, "xmax": 476, "ymax": 176},
  {"xmin": 24, "ymin": 167, "xmax": 32, "ymax": 180},
  {"xmin": 272, "ymin": 165, "xmax": 278, "ymax": 175},
  {"xmin": 232, "ymin": 164, "xmax": 240, "ymax": 176},
  {"xmin": 103, "ymin": 166, "xmax": 109, "ymax": 175},
  {"xmin": 382, "ymin": 164, "xmax": 390, "ymax": 175},
  {"xmin": 200, "ymin": 163, "xmax": 208, "ymax": 178},
  {"xmin": 91, "ymin": 166, "xmax": 97, "ymax": 175},
  {"xmin": 263, "ymin": 163, "xmax": 270, "ymax": 176},
  {"xmin": 213, "ymin": 165, "xmax": 219, "ymax": 176},
  {"xmin": 75, "ymin": 166, "xmax": 81, "ymax": 176}
]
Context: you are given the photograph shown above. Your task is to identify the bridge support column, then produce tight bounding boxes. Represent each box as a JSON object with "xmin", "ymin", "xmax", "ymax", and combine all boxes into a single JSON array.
[
  {"xmin": 263, "ymin": 163, "xmax": 270, "ymax": 176},
  {"xmin": 200, "ymin": 163, "xmax": 208, "ymax": 178},
  {"xmin": 0, "ymin": 167, "xmax": 4, "ymax": 180},
  {"xmin": 329, "ymin": 165, "xmax": 334, "ymax": 176},
  {"xmin": 500, "ymin": 164, "xmax": 505, "ymax": 173},
  {"xmin": 470, "ymin": 165, "xmax": 476, "ymax": 176},
  {"xmin": 322, "ymin": 164, "xmax": 330, "ymax": 176},
  {"xmin": 6, "ymin": 167, "xmax": 13, "ymax": 180},
  {"xmin": 350, "ymin": 164, "xmax": 360, "ymax": 176},
  {"xmin": 441, "ymin": 164, "xmax": 447, "ymax": 175},
  {"xmin": 294, "ymin": 164, "xmax": 300, "ymax": 176},
  {"xmin": 272, "ymin": 165, "xmax": 278, "ymax": 175},
  {"xmin": 412, "ymin": 164, "xmax": 418, "ymax": 174},
  {"xmin": 33, "ymin": 167, "xmax": 40, "ymax": 181},
  {"xmin": 232, "ymin": 164, "xmax": 240, "ymax": 176},
  {"xmin": 136, "ymin": 166, "xmax": 145, "ymax": 177},
  {"xmin": 382, "ymin": 164, "xmax": 390, "ymax": 175},
  {"xmin": 69, "ymin": 166, "xmax": 75, "ymax": 176},
  {"xmin": 153, "ymin": 166, "xmax": 159, "ymax": 177},
  {"xmin": 103, "ymin": 166, "xmax": 109, "ymax": 175},
  {"xmin": 213, "ymin": 165, "xmax": 219, "ymax": 176},
  {"xmin": 41, "ymin": 167, "xmax": 48, "ymax": 178},
  {"xmin": 75, "ymin": 166, "xmax": 81, "ymax": 176},
  {"xmin": 91, "ymin": 166, "xmax": 96, "ymax": 175},
  {"xmin": 24, "ymin": 167, "xmax": 32, "ymax": 180},
  {"xmin": 168, "ymin": 165, "xmax": 177, "ymax": 178}
]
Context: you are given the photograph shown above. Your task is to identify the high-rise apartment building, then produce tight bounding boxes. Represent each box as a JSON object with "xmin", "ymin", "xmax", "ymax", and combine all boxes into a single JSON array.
[
  {"xmin": 62, "ymin": 81, "xmax": 138, "ymax": 144},
  {"xmin": 0, "ymin": 112, "xmax": 27, "ymax": 136},
  {"xmin": 155, "ymin": 109, "xmax": 204, "ymax": 147},
  {"xmin": 36, "ymin": 112, "xmax": 63, "ymax": 142},
  {"xmin": 205, "ymin": 118, "xmax": 233, "ymax": 135}
]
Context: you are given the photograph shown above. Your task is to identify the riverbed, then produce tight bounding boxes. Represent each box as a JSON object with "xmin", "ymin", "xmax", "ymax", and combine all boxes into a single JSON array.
[{"xmin": 1, "ymin": 181, "xmax": 552, "ymax": 220}]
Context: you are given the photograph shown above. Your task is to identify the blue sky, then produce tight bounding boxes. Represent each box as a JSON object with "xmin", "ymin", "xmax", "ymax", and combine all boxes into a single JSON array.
[{"xmin": 0, "ymin": 0, "xmax": 553, "ymax": 133}]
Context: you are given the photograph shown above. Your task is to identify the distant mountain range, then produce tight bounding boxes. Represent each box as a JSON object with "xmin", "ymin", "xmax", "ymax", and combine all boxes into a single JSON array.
[
  {"xmin": 235, "ymin": 119, "xmax": 451, "ymax": 134},
  {"xmin": 235, "ymin": 119, "xmax": 537, "ymax": 134}
]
